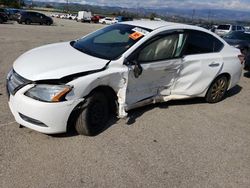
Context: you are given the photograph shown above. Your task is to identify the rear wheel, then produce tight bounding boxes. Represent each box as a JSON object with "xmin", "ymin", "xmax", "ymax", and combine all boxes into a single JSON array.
[
  {"xmin": 25, "ymin": 19, "xmax": 31, "ymax": 25},
  {"xmin": 75, "ymin": 92, "xmax": 110, "ymax": 136},
  {"xmin": 0, "ymin": 17, "xmax": 3, "ymax": 24},
  {"xmin": 205, "ymin": 76, "xmax": 229, "ymax": 103},
  {"xmin": 46, "ymin": 21, "xmax": 51, "ymax": 25}
]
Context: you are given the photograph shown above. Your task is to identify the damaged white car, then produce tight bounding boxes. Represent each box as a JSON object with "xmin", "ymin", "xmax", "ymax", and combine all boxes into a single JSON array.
[{"xmin": 7, "ymin": 21, "xmax": 243, "ymax": 136}]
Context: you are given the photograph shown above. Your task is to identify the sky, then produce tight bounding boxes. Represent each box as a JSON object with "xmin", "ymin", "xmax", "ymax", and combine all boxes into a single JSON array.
[{"xmin": 33, "ymin": 0, "xmax": 250, "ymax": 11}]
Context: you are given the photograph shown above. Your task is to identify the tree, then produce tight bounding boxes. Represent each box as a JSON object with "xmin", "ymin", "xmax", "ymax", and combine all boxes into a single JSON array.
[
  {"xmin": 149, "ymin": 13, "xmax": 156, "ymax": 20},
  {"xmin": 0, "ymin": 0, "xmax": 25, "ymax": 8},
  {"xmin": 45, "ymin": 4, "xmax": 54, "ymax": 9}
]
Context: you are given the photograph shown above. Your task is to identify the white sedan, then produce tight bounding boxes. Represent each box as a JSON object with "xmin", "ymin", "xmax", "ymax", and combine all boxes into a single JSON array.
[
  {"xmin": 99, "ymin": 17, "xmax": 117, "ymax": 24},
  {"xmin": 7, "ymin": 21, "xmax": 243, "ymax": 136}
]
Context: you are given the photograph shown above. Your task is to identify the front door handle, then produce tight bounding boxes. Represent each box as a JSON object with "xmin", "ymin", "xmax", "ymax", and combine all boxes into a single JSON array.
[{"xmin": 209, "ymin": 62, "xmax": 220, "ymax": 67}]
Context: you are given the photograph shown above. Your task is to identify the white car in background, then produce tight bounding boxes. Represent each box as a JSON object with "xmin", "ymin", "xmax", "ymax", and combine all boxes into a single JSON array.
[
  {"xmin": 215, "ymin": 24, "xmax": 245, "ymax": 36},
  {"xmin": 7, "ymin": 21, "xmax": 243, "ymax": 136},
  {"xmin": 66, "ymin": 14, "xmax": 77, "ymax": 20},
  {"xmin": 99, "ymin": 17, "xmax": 117, "ymax": 24}
]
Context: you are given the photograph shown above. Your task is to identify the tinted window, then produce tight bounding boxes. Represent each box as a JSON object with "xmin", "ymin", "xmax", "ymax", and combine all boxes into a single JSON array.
[
  {"xmin": 237, "ymin": 26, "xmax": 242, "ymax": 30},
  {"xmin": 217, "ymin": 25, "xmax": 230, "ymax": 30},
  {"xmin": 27, "ymin": 12, "xmax": 36, "ymax": 16},
  {"xmin": 138, "ymin": 33, "xmax": 187, "ymax": 62},
  {"xmin": 183, "ymin": 31, "xmax": 223, "ymax": 55},
  {"xmin": 232, "ymin": 26, "xmax": 236, "ymax": 31},
  {"xmin": 224, "ymin": 32, "xmax": 250, "ymax": 42}
]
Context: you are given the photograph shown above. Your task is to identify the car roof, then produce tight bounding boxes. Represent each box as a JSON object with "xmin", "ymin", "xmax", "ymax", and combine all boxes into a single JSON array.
[{"xmin": 120, "ymin": 20, "xmax": 187, "ymax": 30}]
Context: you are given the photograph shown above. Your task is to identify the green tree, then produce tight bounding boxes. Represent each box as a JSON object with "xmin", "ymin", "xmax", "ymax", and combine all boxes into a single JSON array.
[
  {"xmin": 0, "ymin": 0, "xmax": 25, "ymax": 8},
  {"xmin": 149, "ymin": 12, "xmax": 156, "ymax": 20}
]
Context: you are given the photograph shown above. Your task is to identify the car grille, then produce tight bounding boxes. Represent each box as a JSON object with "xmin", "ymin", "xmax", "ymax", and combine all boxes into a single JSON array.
[{"xmin": 6, "ymin": 69, "xmax": 30, "ymax": 96}]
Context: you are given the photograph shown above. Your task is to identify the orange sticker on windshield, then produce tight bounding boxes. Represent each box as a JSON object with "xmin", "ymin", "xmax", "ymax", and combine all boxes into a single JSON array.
[{"xmin": 129, "ymin": 32, "xmax": 143, "ymax": 40}]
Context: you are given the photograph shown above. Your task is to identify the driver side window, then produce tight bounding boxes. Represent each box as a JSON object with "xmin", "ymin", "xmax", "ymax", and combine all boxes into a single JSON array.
[{"xmin": 138, "ymin": 33, "xmax": 186, "ymax": 63}]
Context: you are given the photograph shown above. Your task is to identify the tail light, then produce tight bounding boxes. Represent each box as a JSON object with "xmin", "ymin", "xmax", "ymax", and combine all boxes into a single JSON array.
[{"xmin": 238, "ymin": 54, "xmax": 245, "ymax": 65}]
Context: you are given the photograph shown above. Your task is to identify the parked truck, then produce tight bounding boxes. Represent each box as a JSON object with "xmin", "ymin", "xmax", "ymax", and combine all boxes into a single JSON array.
[{"xmin": 77, "ymin": 11, "xmax": 92, "ymax": 23}]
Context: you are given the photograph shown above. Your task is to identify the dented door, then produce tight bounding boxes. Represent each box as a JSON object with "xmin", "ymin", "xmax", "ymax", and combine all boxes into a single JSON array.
[
  {"xmin": 126, "ymin": 58, "xmax": 182, "ymax": 105},
  {"xmin": 172, "ymin": 53, "xmax": 224, "ymax": 96}
]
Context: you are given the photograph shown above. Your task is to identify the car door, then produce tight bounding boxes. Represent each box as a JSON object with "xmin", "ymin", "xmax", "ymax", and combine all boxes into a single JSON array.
[
  {"xmin": 171, "ymin": 30, "xmax": 225, "ymax": 96},
  {"xmin": 28, "ymin": 12, "xmax": 36, "ymax": 23},
  {"xmin": 33, "ymin": 13, "xmax": 42, "ymax": 23},
  {"xmin": 125, "ymin": 32, "xmax": 187, "ymax": 105}
]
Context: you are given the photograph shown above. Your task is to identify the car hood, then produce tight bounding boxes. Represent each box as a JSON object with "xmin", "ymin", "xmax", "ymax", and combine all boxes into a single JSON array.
[{"xmin": 13, "ymin": 42, "xmax": 109, "ymax": 81}]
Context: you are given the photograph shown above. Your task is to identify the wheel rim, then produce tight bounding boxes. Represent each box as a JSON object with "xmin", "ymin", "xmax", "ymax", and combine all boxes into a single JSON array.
[{"xmin": 211, "ymin": 78, "xmax": 227, "ymax": 101}]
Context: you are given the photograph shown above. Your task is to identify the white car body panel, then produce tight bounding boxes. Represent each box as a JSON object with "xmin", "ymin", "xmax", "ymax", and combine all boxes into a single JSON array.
[
  {"xmin": 8, "ymin": 85, "xmax": 84, "ymax": 134},
  {"xmin": 126, "ymin": 58, "xmax": 182, "ymax": 105},
  {"xmin": 13, "ymin": 42, "xmax": 108, "ymax": 81},
  {"xmin": 172, "ymin": 53, "xmax": 224, "ymax": 96},
  {"xmin": 7, "ymin": 21, "xmax": 242, "ymax": 134}
]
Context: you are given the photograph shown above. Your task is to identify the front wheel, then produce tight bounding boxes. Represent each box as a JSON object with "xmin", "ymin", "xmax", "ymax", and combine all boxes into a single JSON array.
[
  {"xmin": 75, "ymin": 92, "xmax": 110, "ymax": 136},
  {"xmin": 205, "ymin": 76, "xmax": 229, "ymax": 103},
  {"xmin": 25, "ymin": 19, "xmax": 31, "ymax": 25}
]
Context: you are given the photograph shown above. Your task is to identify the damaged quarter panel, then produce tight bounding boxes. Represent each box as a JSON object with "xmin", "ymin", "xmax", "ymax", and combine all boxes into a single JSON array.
[{"xmin": 172, "ymin": 53, "xmax": 224, "ymax": 96}]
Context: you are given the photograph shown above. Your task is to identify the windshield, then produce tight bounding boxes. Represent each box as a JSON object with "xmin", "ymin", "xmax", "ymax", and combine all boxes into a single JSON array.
[
  {"xmin": 71, "ymin": 24, "xmax": 151, "ymax": 60},
  {"xmin": 217, "ymin": 25, "xmax": 230, "ymax": 30}
]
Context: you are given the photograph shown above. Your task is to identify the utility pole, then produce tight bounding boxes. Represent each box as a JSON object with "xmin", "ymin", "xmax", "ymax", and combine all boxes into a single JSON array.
[
  {"xmin": 191, "ymin": 9, "xmax": 195, "ymax": 23},
  {"xmin": 66, "ymin": 0, "xmax": 69, "ymax": 13},
  {"xmin": 207, "ymin": 10, "xmax": 211, "ymax": 23}
]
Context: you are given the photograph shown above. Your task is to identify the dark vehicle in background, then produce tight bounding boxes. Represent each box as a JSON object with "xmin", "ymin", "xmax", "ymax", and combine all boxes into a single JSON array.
[
  {"xmin": 116, "ymin": 16, "xmax": 133, "ymax": 22},
  {"xmin": 224, "ymin": 31, "xmax": 250, "ymax": 71},
  {"xmin": 0, "ymin": 8, "xmax": 21, "ymax": 20},
  {"xmin": 0, "ymin": 12, "xmax": 8, "ymax": 24},
  {"xmin": 5, "ymin": 8, "xmax": 22, "ymax": 20},
  {"xmin": 0, "ymin": 8, "xmax": 8, "ymax": 14},
  {"xmin": 16, "ymin": 11, "xmax": 53, "ymax": 25}
]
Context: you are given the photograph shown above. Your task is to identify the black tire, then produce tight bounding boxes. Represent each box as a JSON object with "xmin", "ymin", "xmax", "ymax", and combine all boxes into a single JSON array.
[
  {"xmin": 0, "ymin": 17, "xmax": 3, "ymax": 24},
  {"xmin": 75, "ymin": 92, "xmax": 110, "ymax": 136},
  {"xmin": 46, "ymin": 21, "xmax": 51, "ymax": 25},
  {"xmin": 205, "ymin": 75, "xmax": 229, "ymax": 103},
  {"xmin": 25, "ymin": 19, "xmax": 31, "ymax": 25}
]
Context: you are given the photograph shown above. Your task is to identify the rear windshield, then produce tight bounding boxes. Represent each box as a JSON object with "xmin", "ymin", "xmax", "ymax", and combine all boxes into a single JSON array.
[
  {"xmin": 217, "ymin": 25, "xmax": 231, "ymax": 30},
  {"xmin": 71, "ymin": 24, "xmax": 151, "ymax": 60}
]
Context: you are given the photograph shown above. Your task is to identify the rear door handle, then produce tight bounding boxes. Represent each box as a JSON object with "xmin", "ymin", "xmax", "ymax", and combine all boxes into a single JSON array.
[{"xmin": 209, "ymin": 62, "xmax": 220, "ymax": 67}]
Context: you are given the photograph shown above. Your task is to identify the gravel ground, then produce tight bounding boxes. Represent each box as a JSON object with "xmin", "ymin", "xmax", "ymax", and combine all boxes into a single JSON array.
[{"xmin": 0, "ymin": 18, "xmax": 250, "ymax": 188}]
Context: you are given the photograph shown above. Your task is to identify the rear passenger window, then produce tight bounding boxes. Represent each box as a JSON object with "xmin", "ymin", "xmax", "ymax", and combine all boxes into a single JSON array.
[
  {"xmin": 183, "ymin": 30, "xmax": 224, "ymax": 55},
  {"xmin": 232, "ymin": 26, "xmax": 236, "ymax": 31},
  {"xmin": 237, "ymin": 26, "xmax": 242, "ymax": 30}
]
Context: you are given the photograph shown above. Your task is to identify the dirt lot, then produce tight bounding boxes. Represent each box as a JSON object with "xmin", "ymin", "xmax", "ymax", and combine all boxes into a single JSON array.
[{"xmin": 0, "ymin": 18, "xmax": 250, "ymax": 188}]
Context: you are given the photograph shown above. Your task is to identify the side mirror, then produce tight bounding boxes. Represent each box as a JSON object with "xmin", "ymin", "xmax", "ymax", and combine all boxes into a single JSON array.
[{"xmin": 133, "ymin": 60, "xmax": 143, "ymax": 78}]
